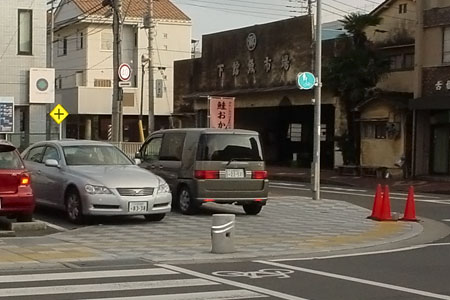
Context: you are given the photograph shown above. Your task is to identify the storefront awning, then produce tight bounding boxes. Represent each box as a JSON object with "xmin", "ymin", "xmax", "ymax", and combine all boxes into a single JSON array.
[
  {"xmin": 410, "ymin": 96, "xmax": 450, "ymax": 110},
  {"xmin": 182, "ymin": 85, "xmax": 299, "ymax": 99}
]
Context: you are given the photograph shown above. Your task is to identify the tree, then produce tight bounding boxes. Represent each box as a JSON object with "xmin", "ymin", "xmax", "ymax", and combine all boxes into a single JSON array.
[{"xmin": 324, "ymin": 13, "xmax": 390, "ymax": 165}]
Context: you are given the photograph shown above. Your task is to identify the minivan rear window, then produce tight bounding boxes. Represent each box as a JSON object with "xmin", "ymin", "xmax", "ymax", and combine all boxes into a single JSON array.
[
  {"xmin": 0, "ymin": 147, "xmax": 23, "ymax": 169},
  {"xmin": 197, "ymin": 134, "xmax": 263, "ymax": 161}
]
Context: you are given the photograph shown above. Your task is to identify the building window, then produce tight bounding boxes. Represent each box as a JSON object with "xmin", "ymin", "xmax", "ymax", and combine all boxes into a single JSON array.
[
  {"xmin": 75, "ymin": 71, "xmax": 84, "ymax": 86},
  {"xmin": 18, "ymin": 9, "xmax": 32, "ymax": 55},
  {"xmin": 77, "ymin": 31, "xmax": 84, "ymax": 50},
  {"xmin": 444, "ymin": 27, "xmax": 450, "ymax": 63},
  {"xmin": 399, "ymin": 3, "xmax": 407, "ymax": 14},
  {"xmin": 163, "ymin": 33, "xmax": 168, "ymax": 39},
  {"xmin": 389, "ymin": 53, "xmax": 414, "ymax": 71},
  {"xmin": 101, "ymin": 32, "xmax": 113, "ymax": 50},
  {"xmin": 56, "ymin": 75, "xmax": 62, "ymax": 89},
  {"xmin": 57, "ymin": 37, "xmax": 67, "ymax": 56},
  {"xmin": 362, "ymin": 122, "xmax": 387, "ymax": 139},
  {"xmin": 94, "ymin": 79, "xmax": 111, "ymax": 87},
  {"xmin": 404, "ymin": 53, "xmax": 414, "ymax": 68},
  {"xmin": 287, "ymin": 123, "xmax": 302, "ymax": 142}
]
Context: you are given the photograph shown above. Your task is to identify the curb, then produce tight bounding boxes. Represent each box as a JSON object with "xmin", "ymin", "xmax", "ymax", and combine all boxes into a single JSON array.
[
  {"xmin": 269, "ymin": 174, "xmax": 356, "ymax": 187},
  {"xmin": 0, "ymin": 219, "xmax": 48, "ymax": 232}
]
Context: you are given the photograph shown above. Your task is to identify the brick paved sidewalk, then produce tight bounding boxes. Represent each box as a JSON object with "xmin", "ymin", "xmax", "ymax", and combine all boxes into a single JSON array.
[
  {"xmin": 268, "ymin": 165, "xmax": 450, "ymax": 194},
  {"xmin": 0, "ymin": 197, "xmax": 422, "ymax": 269}
]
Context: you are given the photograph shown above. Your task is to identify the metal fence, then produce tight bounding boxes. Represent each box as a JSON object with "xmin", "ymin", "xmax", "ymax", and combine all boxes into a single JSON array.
[
  {"xmin": 109, "ymin": 142, "xmax": 142, "ymax": 158},
  {"xmin": 2, "ymin": 133, "xmax": 59, "ymax": 151},
  {"xmin": 2, "ymin": 133, "xmax": 143, "ymax": 159}
]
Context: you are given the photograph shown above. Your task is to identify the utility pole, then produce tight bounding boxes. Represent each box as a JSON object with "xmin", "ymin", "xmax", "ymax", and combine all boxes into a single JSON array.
[
  {"xmin": 307, "ymin": 0, "xmax": 313, "ymax": 16},
  {"xmin": 312, "ymin": 0, "xmax": 322, "ymax": 200},
  {"xmin": 111, "ymin": 0, "xmax": 123, "ymax": 142},
  {"xmin": 47, "ymin": 0, "xmax": 56, "ymax": 140},
  {"xmin": 147, "ymin": 0, "xmax": 155, "ymax": 133}
]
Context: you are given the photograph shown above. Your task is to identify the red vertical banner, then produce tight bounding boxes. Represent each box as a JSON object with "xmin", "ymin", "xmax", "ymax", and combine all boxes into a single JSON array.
[{"xmin": 209, "ymin": 96, "xmax": 235, "ymax": 129}]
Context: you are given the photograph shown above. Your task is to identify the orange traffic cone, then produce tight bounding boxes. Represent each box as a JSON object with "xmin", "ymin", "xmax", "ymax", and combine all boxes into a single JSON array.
[
  {"xmin": 368, "ymin": 184, "xmax": 383, "ymax": 220},
  {"xmin": 379, "ymin": 185, "xmax": 392, "ymax": 221},
  {"xmin": 401, "ymin": 186, "xmax": 418, "ymax": 221}
]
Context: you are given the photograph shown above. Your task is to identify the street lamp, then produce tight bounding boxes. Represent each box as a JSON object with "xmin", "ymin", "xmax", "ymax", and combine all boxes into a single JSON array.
[{"xmin": 139, "ymin": 54, "xmax": 149, "ymax": 142}]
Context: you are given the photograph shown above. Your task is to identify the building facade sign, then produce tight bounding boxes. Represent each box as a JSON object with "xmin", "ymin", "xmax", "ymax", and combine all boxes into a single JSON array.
[
  {"xmin": 199, "ymin": 16, "xmax": 312, "ymax": 90},
  {"xmin": 29, "ymin": 68, "xmax": 55, "ymax": 104},
  {"xmin": 209, "ymin": 97, "xmax": 235, "ymax": 129},
  {"xmin": 423, "ymin": 66, "xmax": 450, "ymax": 96},
  {"xmin": 0, "ymin": 97, "xmax": 14, "ymax": 133}
]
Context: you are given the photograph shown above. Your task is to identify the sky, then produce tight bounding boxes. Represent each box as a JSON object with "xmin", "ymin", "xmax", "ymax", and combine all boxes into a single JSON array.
[{"xmin": 173, "ymin": 0, "xmax": 384, "ymax": 40}]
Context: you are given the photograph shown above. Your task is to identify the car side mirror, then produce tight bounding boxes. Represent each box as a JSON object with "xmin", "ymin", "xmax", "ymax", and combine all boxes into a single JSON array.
[
  {"xmin": 45, "ymin": 159, "xmax": 60, "ymax": 168},
  {"xmin": 134, "ymin": 158, "xmax": 142, "ymax": 165},
  {"xmin": 135, "ymin": 151, "xmax": 142, "ymax": 159}
]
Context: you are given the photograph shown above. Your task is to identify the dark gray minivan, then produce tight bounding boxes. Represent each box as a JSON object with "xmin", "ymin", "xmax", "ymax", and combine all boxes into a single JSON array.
[{"xmin": 136, "ymin": 128, "xmax": 268, "ymax": 215}]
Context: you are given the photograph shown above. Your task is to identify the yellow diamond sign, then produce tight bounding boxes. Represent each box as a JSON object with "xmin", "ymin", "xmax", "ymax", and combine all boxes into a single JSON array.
[{"xmin": 50, "ymin": 104, "xmax": 69, "ymax": 124}]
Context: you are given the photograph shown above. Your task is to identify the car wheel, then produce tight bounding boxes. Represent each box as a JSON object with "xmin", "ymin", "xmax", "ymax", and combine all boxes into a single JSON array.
[
  {"xmin": 243, "ymin": 203, "xmax": 263, "ymax": 215},
  {"xmin": 65, "ymin": 188, "xmax": 84, "ymax": 224},
  {"xmin": 16, "ymin": 214, "xmax": 33, "ymax": 222},
  {"xmin": 178, "ymin": 186, "xmax": 198, "ymax": 215},
  {"xmin": 144, "ymin": 213, "xmax": 165, "ymax": 222}
]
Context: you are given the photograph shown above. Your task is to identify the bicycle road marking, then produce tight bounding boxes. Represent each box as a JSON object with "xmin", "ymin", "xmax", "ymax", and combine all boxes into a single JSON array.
[
  {"xmin": 158, "ymin": 264, "xmax": 309, "ymax": 300},
  {"xmin": 212, "ymin": 269, "xmax": 294, "ymax": 279}
]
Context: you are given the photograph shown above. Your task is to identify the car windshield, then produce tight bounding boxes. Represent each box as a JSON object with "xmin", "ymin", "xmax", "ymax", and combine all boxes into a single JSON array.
[
  {"xmin": 0, "ymin": 146, "xmax": 23, "ymax": 169},
  {"xmin": 197, "ymin": 134, "xmax": 263, "ymax": 161},
  {"xmin": 63, "ymin": 145, "xmax": 132, "ymax": 166}
]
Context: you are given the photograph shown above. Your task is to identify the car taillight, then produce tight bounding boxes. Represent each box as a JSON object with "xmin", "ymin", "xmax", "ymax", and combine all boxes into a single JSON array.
[
  {"xmin": 195, "ymin": 170, "xmax": 219, "ymax": 179},
  {"xmin": 252, "ymin": 170, "xmax": 268, "ymax": 179},
  {"xmin": 20, "ymin": 174, "xmax": 30, "ymax": 186}
]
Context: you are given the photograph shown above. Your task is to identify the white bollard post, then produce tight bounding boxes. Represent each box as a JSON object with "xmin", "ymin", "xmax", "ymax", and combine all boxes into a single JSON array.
[{"xmin": 211, "ymin": 214, "xmax": 235, "ymax": 254}]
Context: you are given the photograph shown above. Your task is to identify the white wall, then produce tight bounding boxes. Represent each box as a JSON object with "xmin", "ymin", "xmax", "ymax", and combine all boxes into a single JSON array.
[{"xmin": 0, "ymin": 0, "xmax": 47, "ymax": 105}]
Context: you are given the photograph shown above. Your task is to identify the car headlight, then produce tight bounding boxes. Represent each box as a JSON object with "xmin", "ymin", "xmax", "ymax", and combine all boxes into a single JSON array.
[
  {"xmin": 157, "ymin": 181, "xmax": 170, "ymax": 194},
  {"xmin": 85, "ymin": 184, "xmax": 111, "ymax": 194}
]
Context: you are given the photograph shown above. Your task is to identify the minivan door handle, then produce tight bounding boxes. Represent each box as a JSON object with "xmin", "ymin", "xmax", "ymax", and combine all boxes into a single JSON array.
[
  {"xmin": 150, "ymin": 165, "xmax": 156, "ymax": 169},
  {"xmin": 158, "ymin": 165, "xmax": 163, "ymax": 169}
]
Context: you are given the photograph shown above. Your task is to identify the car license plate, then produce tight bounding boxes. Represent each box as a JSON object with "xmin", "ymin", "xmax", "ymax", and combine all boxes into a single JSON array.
[
  {"xmin": 128, "ymin": 201, "xmax": 148, "ymax": 213},
  {"xmin": 226, "ymin": 169, "xmax": 245, "ymax": 178}
]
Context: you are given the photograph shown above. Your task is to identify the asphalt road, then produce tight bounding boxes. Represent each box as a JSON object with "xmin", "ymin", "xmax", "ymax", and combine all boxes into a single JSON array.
[{"xmin": 2, "ymin": 180, "xmax": 449, "ymax": 299}]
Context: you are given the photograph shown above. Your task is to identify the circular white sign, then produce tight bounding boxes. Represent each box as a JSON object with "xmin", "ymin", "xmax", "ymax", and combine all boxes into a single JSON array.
[
  {"xmin": 118, "ymin": 63, "xmax": 132, "ymax": 81},
  {"xmin": 247, "ymin": 33, "xmax": 257, "ymax": 51}
]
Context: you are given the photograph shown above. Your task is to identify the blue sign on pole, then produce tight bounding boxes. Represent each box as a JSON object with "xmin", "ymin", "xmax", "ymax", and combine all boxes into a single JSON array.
[{"xmin": 296, "ymin": 72, "xmax": 316, "ymax": 90}]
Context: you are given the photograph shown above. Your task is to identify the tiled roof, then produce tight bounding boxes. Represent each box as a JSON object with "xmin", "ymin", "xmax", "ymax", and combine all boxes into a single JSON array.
[{"xmin": 71, "ymin": 0, "xmax": 190, "ymax": 21}]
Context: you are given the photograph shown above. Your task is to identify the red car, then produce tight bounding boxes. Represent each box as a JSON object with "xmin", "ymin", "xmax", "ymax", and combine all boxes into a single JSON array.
[{"xmin": 0, "ymin": 140, "xmax": 34, "ymax": 222}]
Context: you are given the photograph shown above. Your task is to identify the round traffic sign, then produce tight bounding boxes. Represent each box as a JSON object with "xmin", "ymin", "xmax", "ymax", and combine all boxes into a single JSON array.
[
  {"xmin": 36, "ymin": 78, "xmax": 49, "ymax": 91},
  {"xmin": 118, "ymin": 63, "xmax": 132, "ymax": 81},
  {"xmin": 296, "ymin": 72, "xmax": 316, "ymax": 90}
]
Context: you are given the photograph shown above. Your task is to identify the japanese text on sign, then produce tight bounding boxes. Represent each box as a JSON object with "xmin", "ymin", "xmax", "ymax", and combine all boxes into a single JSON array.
[{"xmin": 209, "ymin": 97, "xmax": 235, "ymax": 129}]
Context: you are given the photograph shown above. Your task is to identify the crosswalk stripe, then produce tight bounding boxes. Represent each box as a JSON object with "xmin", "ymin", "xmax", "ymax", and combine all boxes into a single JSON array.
[
  {"xmin": 84, "ymin": 289, "xmax": 268, "ymax": 300},
  {"xmin": 0, "ymin": 279, "xmax": 219, "ymax": 297},
  {"xmin": 0, "ymin": 268, "xmax": 177, "ymax": 283}
]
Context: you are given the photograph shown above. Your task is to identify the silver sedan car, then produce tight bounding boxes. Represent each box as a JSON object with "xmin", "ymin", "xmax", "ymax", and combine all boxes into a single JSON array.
[{"xmin": 21, "ymin": 140, "xmax": 171, "ymax": 223}]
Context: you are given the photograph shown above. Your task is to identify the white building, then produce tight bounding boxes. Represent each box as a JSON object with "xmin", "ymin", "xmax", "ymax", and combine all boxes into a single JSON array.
[
  {"xmin": 53, "ymin": 0, "xmax": 191, "ymax": 141},
  {"xmin": 0, "ymin": 0, "xmax": 49, "ymax": 149}
]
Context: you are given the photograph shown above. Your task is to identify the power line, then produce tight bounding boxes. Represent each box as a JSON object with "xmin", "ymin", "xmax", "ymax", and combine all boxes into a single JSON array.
[
  {"xmin": 326, "ymin": 0, "xmax": 415, "ymax": 21},
  {"xmin": 174, "ymin": 1, "xmax": 297, "ymax": 18}
]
